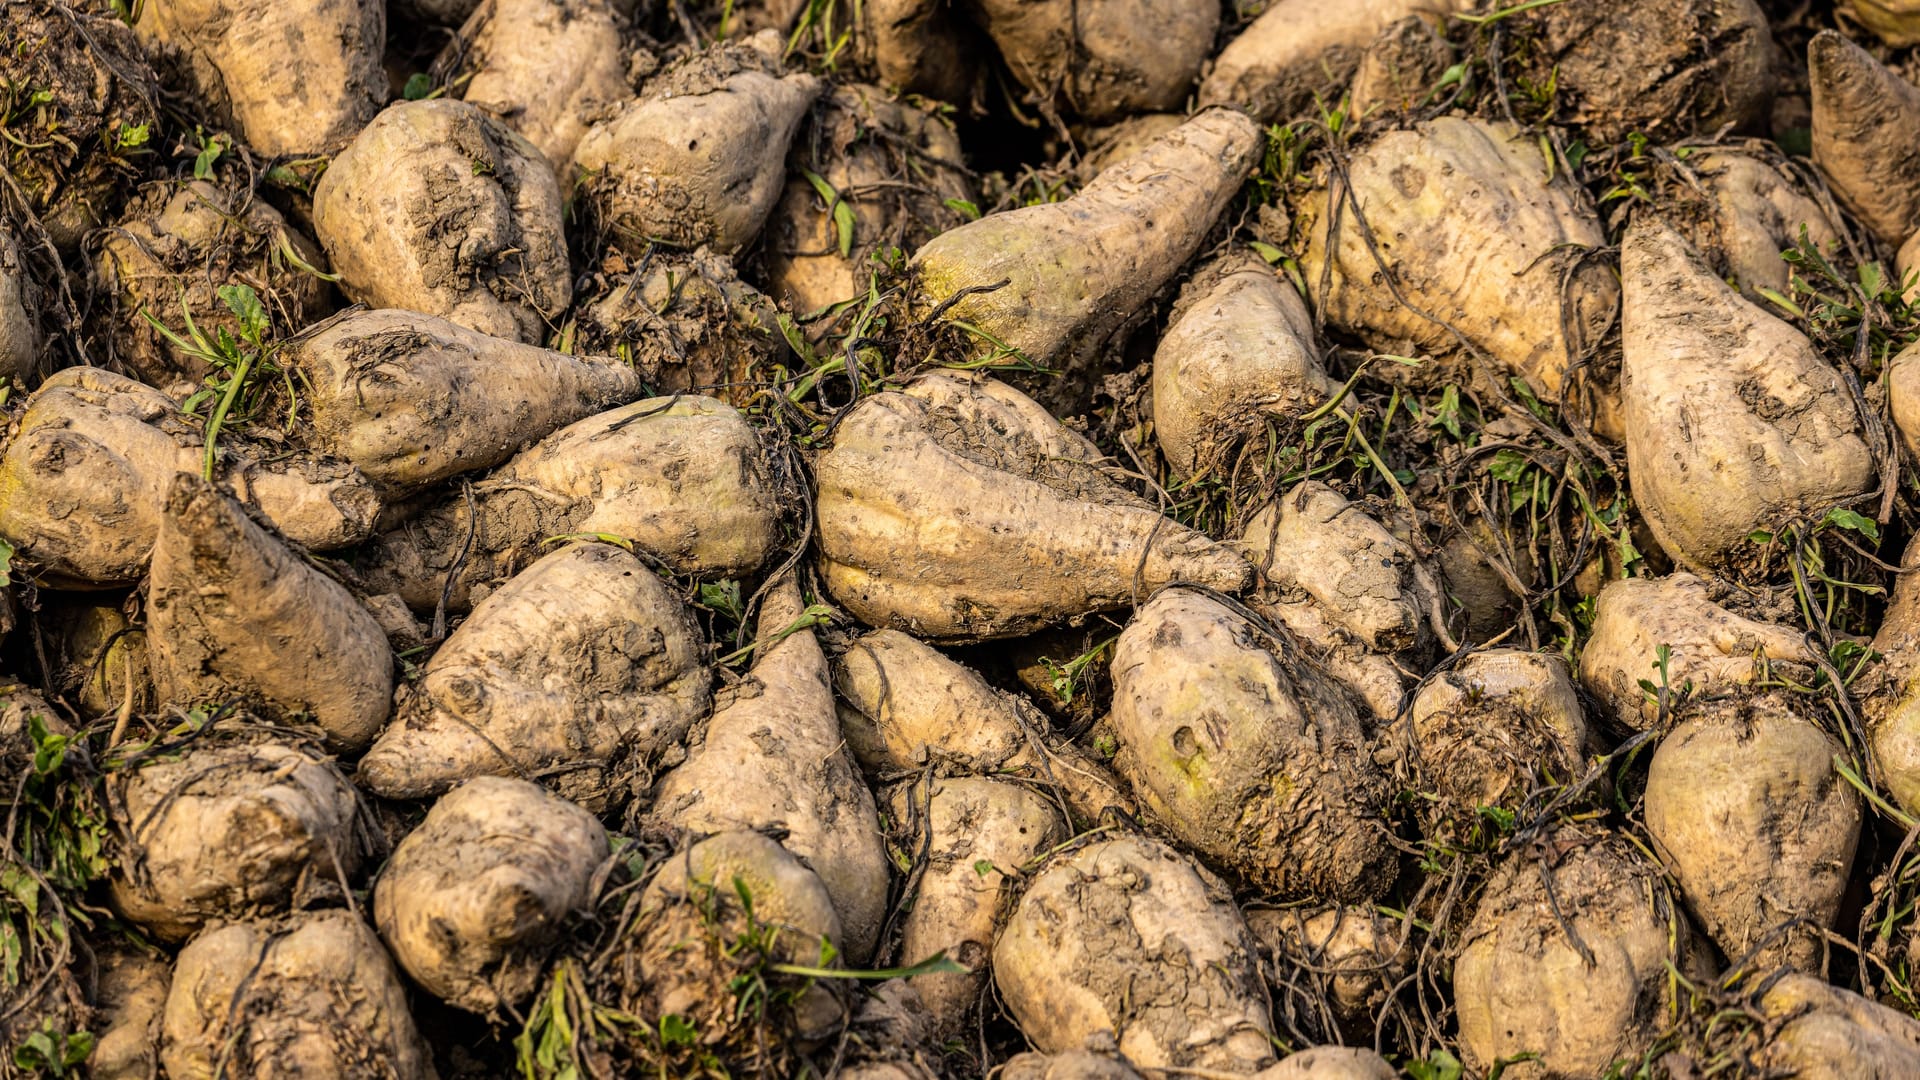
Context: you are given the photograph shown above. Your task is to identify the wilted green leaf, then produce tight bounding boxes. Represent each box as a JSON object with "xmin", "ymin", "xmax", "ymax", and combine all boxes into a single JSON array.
[
  {"xmin": 1487, "ymin": 448, "xmax": 1530, "ymax": 485},
  {"xmin": 193, "ymin": 136, "xmax": 223, "ymax": 180},
  {"xmin": 1823, "ymin": 507, "xmax": 1881, "ymax": 544}
]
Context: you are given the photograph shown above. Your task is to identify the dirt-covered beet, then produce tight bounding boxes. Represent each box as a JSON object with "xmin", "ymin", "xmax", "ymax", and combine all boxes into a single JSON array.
[
  {"xmin": 282, "ymin": 307, "xmax": 643, "ymax": 492},
  {"xmin": 649, "ymin": 575, "xmax": 890, "ymax": 962},
  {"xmin": 349, "ymin": 394, "xmax": 782, "ymax": 611},
  {"xmin": 1454, "ymin": 825, "xmax": 1692, "ymax": 1077},
  {"xmin": 1496, "ymin": 0, "xmax": 1775, "ymax": 144},
  {"xmin": 160, "ymin": 910, "xmax": 435, "ymax": 1079},
  {"xmin": 908, "ymin": 109, "xmax": 1259, "ymax": 407},
  {"xmin": 456, "ymin": 0, "xmax": 634, "ymax": 173},
  {"xmin": 1408, "ymin": 648, "xmax": 1590, "ymax": 834},
  {"xmin": 994, "ymin": 835, "xmax": 1275, "ymax": 1072},
  {"xmin": 1296, "ymin": 115, "xmax": 1617, "ymax": 418},
  {"xmin": 107, "ymin": 729, "xmax": 373, "ymax": 943},
  {"xmin": 313, "ymin": 99, "xmax": 571, "ymax": 343},
  {"xmin": 1110, "ymin": 587, "xmax": 1394, "ymax": 901},
  {"xmin": 1645, "ymin": 693, "xmax": 1859, "ymax": 972},
  {"xmin": 578, "ymin": 830, "xmax": 848, "ymax": 1075},
  {"xmin": 566, "ymin": 246, "xmax": 784, "ymax": 398},
  {"xmin": 359, "ymin": 541, "xmax": 711, "ymax": 805},
  {"xmin": 373, "ymin": 776, "xmax": 607, "ymax": 1015},
  {"xmin": 0, "ymin": 367, "xmax": 382, "ymax": 585},
  {"xmin": 146, "ymin": 474, "xmax": 393, "ymax": 750},
  {"xmin": 962, "ymin": 0, "xmax": 1217, "ymax": 123},
  {"xmin": 765, "ymin": 84, "xmax": 972, "ymax": 319},
  {"xmin": 93, "ymin": 178, "xmax": 333, "ymax": 387},
  {"xmin": 571, "ymin": 32, "xmax": 820, "ymax": 254},
  {"xmin": 814, "ymin": 372, "xmax": 1249, "ymax": 641},
  {"xmin": 0, "ymin": 1, "xmax": 159, "ymax": 251}
]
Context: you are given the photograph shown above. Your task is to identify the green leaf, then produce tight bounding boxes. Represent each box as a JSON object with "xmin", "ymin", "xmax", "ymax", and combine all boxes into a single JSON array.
[
  {"xmin": 115, "ymin": 122, "xmax": 149, "ymax": 149},
  {"xmin": 942, "ymin": 197, "xmax": 980, "ymax": 221},
  {"xmin": 2, "ymin": 865, "xmax": 38, "ymax": 916},
  {"xmin": 29, "ymin": 713, "xmax": 67, "ymax": 775},
  {"xmin": 1861, "ymin": 260, "xmax": 1887, "ymax": 300},
  {"xmin": 1564, "ymin": 140, "xmax": 1588, "ymax": 172},
  {"xmin": 697, "ymin": 579, "xmax": 744, "ymax": 622},
  {"xmin": 1823, "ymin": 507, "xmax": 1881, "ymax": 543},
  {"xmin": 801, "ymin": 170, "xmax": 855, "ymax": 258},
  {"xmin": 833, "ymin": 200, "xmax": 856, "ymax": 258},
  {"xmin": 1429, "ymin": 384, "xmax": 1464, "ymax": 441},
  {"xmin": 659, "ymin": 1013, "xmax": 697, "ymax": 1047},
  {"xmin": 1476, "ymin": 804, "xmax": 1516, "ymax": 832},
  {"xmin": 1407, "ymin": 1048, "xmax": 1464, "ymax": 1080},
  {"xmin": 1247, "ymin": 240, "xmax": 1285, "ymax": 265},
  {"xmin": 973, "ymin": 859, "xmax": 995, "ymax": 877},
  {"xmin": 773, "ymin": 311, "xmax": 820, "ymax": 367},
  {"xmin": 1487, "ymin": 448, "xmax": 1530, "ymax": 485},
  {"xmin": 193, "ymin": 136, "xmax": 224, "ymax": 181},
  {"xmin": 61, "ymin": 1032, "xmax": 93, "ymax": 1068},
  {"xmin": 1755, "ymin": 286, "xmax": 1805, "ymax": 319},
  {"xmin": 770, "ymin": 948, "xmax": 970, "ymax": 981},
  {"xmin": 402, "ymin": 73, "xmax": 434, "ymax": 100},
  {"xmin": 540, "ymin": 532, "xmax": 634, "ymax": 551},
  {"xmin": 0, "ymin": 536, "xmax": 13, "ymax": 588}
]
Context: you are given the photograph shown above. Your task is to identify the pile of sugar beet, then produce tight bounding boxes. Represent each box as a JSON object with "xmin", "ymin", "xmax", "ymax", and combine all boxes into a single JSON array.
[{"xmin": 30, "ymin": 0, "xmax": 1920, "ymax": 1074}]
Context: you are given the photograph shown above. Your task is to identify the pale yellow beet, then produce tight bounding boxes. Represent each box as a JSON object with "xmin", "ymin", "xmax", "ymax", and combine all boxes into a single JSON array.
[
  {"xmin": 1111, "ymin": 588, "xmax": 1394, "ymax": 901},
  {"xmin": 147, "ymin": 474, "xmax": 393, "ymax": 750},
  {"xmin": 1409, "ymin": 648, "xmax": 1589, "ymax": 832},
  {"xmin": 887, "ymin": 776, "xmax": 1064, "ymax": 1034},
  {"xmin": 1579, "ymin": 574, "xmax": 1815, "ymax": 730},
  {"xmin": 650, "ymin": 576, "xmax": 890, "ymax": 963},
  {"xmin": 815, "ymin": 372, "xmax": 1250, "ymax": 641},
  {"xmin": 1454, "ymin": 826, "xmax": 1688, "ymax": 1079},
  {"xmin": 161, "ymin": 911, "xmax": 435, "ymax": 1080},
  {"xmin": 571, "ymin": 32, "xmax": 821, "ymax": 253},
  {"xmin": 0, "ymin": 367, "xmax": 381, "ymax": 586},
  {"xmin": 1843, "ymin": 0, "xmax": 1920, "ymax": 44},
  {"xmin": 90, "ymin": 947, "xmax": 170, "ymax": 1080},
  {"xmin": 135, "ymin": 0, "xmax": 385, "ymax": 156},
  {"xmin": 460, "ymin": 0, "xmax": 634, "ymax": 172},
  {"xmin": 314, "ymin": 99, "xmax": 572, "ymax": 343},
  {"xmin": 1201, "ymin": 0, "xmax": 1469, "ymax": 123},
  {"xmin": 352, "ymin": 394, "xmax": 781, "ymax": 612},
  {"xmin": 994, "ymin": 836, "xmax": 1275, "ymax": 1072},
  {"xmin": 1238, "ymin": 482, "xmax": 1444, "ymax": 722},
  {"xmin": 1621, "ymin": 217, "xmax": 1872, "ymax": 575},
  {"xmin": 965, "ymin": 0, "xmax": 1216, "ymax": 122},
  {"xmin": 1758, "ymin": 974, "xmax": 1920, "ymax": 1078},
  {"xmin": 1811, "ymin": 30, "xmax": 1920, "ymax": 247},
  {"xmin": 1297, "ymin": 116, "xmax": 1617, "ymax": 410},
  {"xmin": 908, "ymin": 110, "xmax": 1262, "ymax": 393},
  {"xmin": 835, "ymin": 628, "xmax": 1133, "ymax": 823},
  {"xmin": 109, "ymin": 737, "xmax": 369, "ymax": 943},
  {"xmin": 373, "ymin": 777, "xmax": 607, "ymax": 1015},
  {"xmin": 358, "ymin": 542, "xmax": 711, "ymax": 807},
  {"xmin": 1151, "ymin": 250, "xmax": 1333, "ymax": 478},
  {"xmin": 284, "ymin": 308, "xmax": 643, "ymax": 492},
  {"xmin": 1645, "ymin": 693, "xmax": 1859, "ymax": 973}
]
